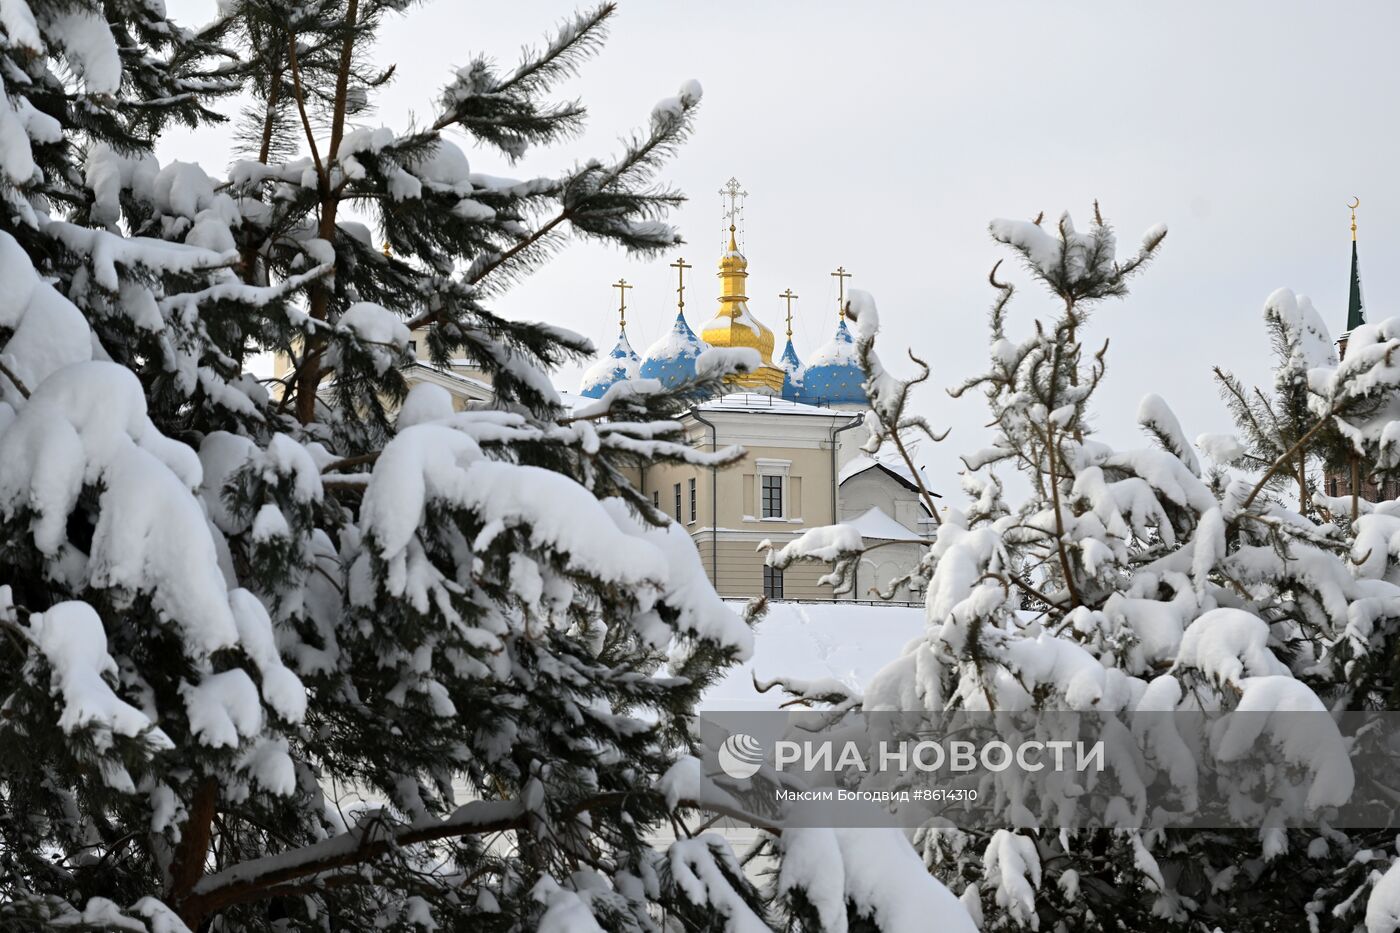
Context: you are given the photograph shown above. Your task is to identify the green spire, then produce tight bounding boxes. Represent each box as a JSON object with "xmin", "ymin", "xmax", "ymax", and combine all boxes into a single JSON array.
[{"xmin": 1348, "ymin": 199, "xmax": 1365, "ymax": 331}]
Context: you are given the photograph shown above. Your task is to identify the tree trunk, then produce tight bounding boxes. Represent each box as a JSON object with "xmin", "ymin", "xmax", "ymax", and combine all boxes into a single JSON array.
[
  {"xmin": 292, "ymin": 0, "xmax": 360, "ymax": 425},
  {"xmin": 169, "ymin": 778, "xmax": 220, "ymax": 927},
  {"xmin": 1352, "ymin": 455, "xmax": 1361, "ymax": 522},
  {"xmin": 1298, "ymin": 454, "xmax": 1308, "ymax": 515}
]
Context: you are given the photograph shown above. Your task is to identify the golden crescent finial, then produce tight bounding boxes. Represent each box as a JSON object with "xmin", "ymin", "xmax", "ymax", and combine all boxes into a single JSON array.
[{"xmin": 1349, "ymin": 196, "xmax": 1360, "ymax": 210}]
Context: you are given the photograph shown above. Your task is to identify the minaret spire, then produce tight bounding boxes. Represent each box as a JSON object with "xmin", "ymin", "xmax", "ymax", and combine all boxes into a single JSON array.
[{"xmin": 1348, "ymin": 197, "xmax": 1365, "ymax": 333}]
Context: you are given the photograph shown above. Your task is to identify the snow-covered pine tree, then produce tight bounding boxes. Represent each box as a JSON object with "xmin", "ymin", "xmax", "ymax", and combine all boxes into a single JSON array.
[
  {"xmin": 1210, "ymin": 288, "xmax": 1354, "ymax": 519},
  {"xmin": 0, "ymin": 3, "xmax": 972, "ymax": 931},
  {"xmin": 764, "ymin": 206, "xmax": 1400, "ymax": 931}
]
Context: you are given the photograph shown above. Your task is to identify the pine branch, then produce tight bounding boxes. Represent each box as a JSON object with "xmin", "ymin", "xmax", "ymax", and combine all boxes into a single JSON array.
[
  {"xmin": 0, "ymin": 360, "xmax": 32, "ymax": 399},
  {"xmin": 179, "ymin": 791, "xmax": 781, "ymax": 922},
  {"xmin": 286, "ymin": 36, "xmax": 325, "ymax": 194},
  {"xmin": 1237, "ymin": 405, "xmax": 1340, "ymax": 514}
]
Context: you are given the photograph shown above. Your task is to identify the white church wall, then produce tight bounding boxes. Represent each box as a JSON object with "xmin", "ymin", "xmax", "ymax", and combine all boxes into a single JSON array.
[{"xmin": 838, "ymin": 470, "xmax": 926, "ymax": 535}]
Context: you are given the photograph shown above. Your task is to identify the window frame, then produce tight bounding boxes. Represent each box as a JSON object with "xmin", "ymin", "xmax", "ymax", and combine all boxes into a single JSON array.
[
  {"xmin": 688, "ymin": 477, "xmax": 697, "ymax": 523},
  {"xmin": 754, "ymin": 458, "xmax": 791, "ymax": 521},
  {"xmin": 761, "ymin": 474, "xmax": 783, "ymax": 518},
  {"xmin": 763, "ymin": 564, "xmax": 784, "ymax": 598},
  {"xmin": 674, "ymin": 482, "xmax": 682, "ymax": 522}
]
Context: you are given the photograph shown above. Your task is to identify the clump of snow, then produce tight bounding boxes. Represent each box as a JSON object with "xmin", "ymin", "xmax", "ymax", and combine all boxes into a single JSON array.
[
  {"xmin": 51, "ymin": 11, "xmax": 122, "ymax": 94},
  {"xmin": 413, "ymin": 138, "xmax": 472, "ymax": 193},
  {"xmin": 397, "ymin": 383, "xmax": 456, "ymax": 430},
  {"xmin": 0, "ymin": 231, "xmax": 94, "ymax": 397},
  {"xmin": 182, "ymin": 669, "xmax": 263, "ymax": 749},
  {"xmin": 764, "ymin": 524, "xmax": 864, "ymax": 566},
  {"xmin": 1264, "ymin": 287, "xmax": 1338, "ymax": 371},
  {"xmin": 1174, "ymin": 608, "xmax": 1288, "ymax": 686},
  {"xmin": 695, "ymin": 346, "xmax": 760, "ymax": 378},
  {"xmin": 983, "ymin": 831, "xmax": 1041, "ymax": 929},
  {"xmin": 1138, "ymin": 394, "xmax": 1200, "ymax": 475},
  {"xmin": 153, "ymin": 162, "xmax": 218, "ymax": 219},
  {"xmin": 362, "ymin": 425, "xmax": 665, "ymax": 597},
  {"xmin": 229, "ymin": 588, "xmax": 306, "ymax": 723},
  {"xmin": 604, "ymin": 499, "xmax": 753, "ymax": 659},
  {"xmin": 1211, "ymin": 675, "xmax": 1354, "ymax": 812},
  {"xmin": 667, "ymin": 836, "xmax": 769, "ymax": 931},
  {"xmin": 337, "ymin": 302, "xmax": 412, "ymax": 374},
  {"xmin": 1197, "ymin": 432, "xmax": 1246, "ymax": 465},
  {"xmin": 0, "ymin": 361, "xmax": 238, "ymax": 655},
  {"xmin": 651, "ymin": 79, "xmax": 703, "ymax": 130},
  {"xmin": 1367, "ymin": 861, "xmax": 1400, "ymax": 933},
  {"xmin": 28, "ymin": 601, "xmax": 170, "ymax": 745},
  {"xmin": 989, "ymin": 213, "xmax": 1111, "ymax": 282},
  {"xmin": 0, "ymin": 0, "xmax": 43, "ymax": 52},
  {"xmin": 780, "ymin": 826, "xmax": 977, "ymax": 933}
]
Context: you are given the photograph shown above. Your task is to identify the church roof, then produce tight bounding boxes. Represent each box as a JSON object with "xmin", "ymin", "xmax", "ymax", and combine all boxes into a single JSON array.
[
  {"xmin": 639, "ymin": 311, "xmax": 707, "ymax": 388},
  {"xmin": 698, "ymin": 224, "xmax": 783, "ymax": 393},
  {"xmin": 779, "ymin": 337, "xmax": 803, "ymax": 400},
  {"xmin": 578, "ymin": 328, "xmax": 640, "ymax": 398},
  {"xmin": 696, "ymin": 392, "xmax": 841, "ymax": 416},
  {"xmin": 800, "ymin": 319, "xmax": 867, "ymax": 405},
  {"xmin": 839, "ymin": 454, "xmax": 939, "ymax": 501},
  {"xmin": 847, "ymin": 506, "xmax": 925, "ymax": 542}
]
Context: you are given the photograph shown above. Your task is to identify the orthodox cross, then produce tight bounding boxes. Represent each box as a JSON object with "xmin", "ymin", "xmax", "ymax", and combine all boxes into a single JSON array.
[
  {"xmin": 669, "ymin": 257, "xmax": 692, "ymax": 314},
  {"xmin": 830, "ymin": 266, "xmax": 852, "ymax": 318},
  {"xmin": 613, "ymin": 278, "xmax": 632, "ymax": 330},
  {"xmin": 720, "ymin": 176, "xmax": 747, "ymax": 229},
  {"xmin": 779, "ymin": 288, "xmax": 799, "ymax": 338}
]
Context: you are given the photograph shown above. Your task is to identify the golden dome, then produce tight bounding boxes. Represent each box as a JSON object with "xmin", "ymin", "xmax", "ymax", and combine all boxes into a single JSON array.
[{"xmin": 700, "ymin": 225, "xmax": 783, "ymax": 392}]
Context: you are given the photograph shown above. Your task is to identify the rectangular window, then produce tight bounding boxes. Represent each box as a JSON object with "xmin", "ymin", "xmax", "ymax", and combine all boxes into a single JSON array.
[
  {"xmin": 763, "ymin": 564, "xmax": 784, "ymax": 599},
  {"xmin": 674, "ymin": 483, "xmax": 682, "ymax": 521},
  {"xmin": 761, "ymin": 474, "xmax": 784, "ymax": 518},
  {"xmin": 651, "ymin": 490, "xmax": 659, "ymax": 508},
  {"xmin": 688, "ymin": 477, "xmax": 697, "ymax": 523}
]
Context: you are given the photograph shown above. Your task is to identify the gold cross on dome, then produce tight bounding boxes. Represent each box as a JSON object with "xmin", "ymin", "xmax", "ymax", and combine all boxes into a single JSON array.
[
  {"xmin": 830, "ymin": 266, "xmax": 852, "ymax": 318},
  {"xmin": 613, "ymin": 278, "xmax": 632, "ymax": 330},
  {"xmin": 720, "ymin": 176, "xmax": 747, "ymax": 227},
  {"xmin": 779, "ymin": 288, "xmax": 799, "ymax": 338},
  {"xmin": 669, "ymin": 257, "xmax": 692, "ymax": 312}
]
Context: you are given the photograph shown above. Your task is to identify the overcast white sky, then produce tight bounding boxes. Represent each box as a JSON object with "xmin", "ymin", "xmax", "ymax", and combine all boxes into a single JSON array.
[{"xmin": 164, "ymin": 0, "xmax": 1400, "ymax": 494}]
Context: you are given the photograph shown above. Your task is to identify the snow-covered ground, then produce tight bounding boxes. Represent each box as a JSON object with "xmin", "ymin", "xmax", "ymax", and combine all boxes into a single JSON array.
[{"xmin": 704, "ymin": 600, "xmax": 925, "ymax": 710}]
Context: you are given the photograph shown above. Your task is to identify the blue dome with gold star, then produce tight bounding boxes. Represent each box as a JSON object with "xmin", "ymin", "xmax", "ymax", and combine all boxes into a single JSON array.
[
  {"xmin": 639, "ymin": 311, "xmax": 708, "ymax": 388},
  {"xmin": 799, "ymin": 319, "xmax": 867, "ymax": 405},
  {"xmin": 579, "ymin": 328, "xmax": 641, "ymax": 399}
]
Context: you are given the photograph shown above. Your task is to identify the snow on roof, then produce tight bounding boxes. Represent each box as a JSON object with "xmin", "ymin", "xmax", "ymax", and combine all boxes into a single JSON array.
[
  {"xmin": 559, "ymin": 389, "xmax": 591, "ymax": 412},
  {"xmin": 838, "ymin": 454, "xmax": 938, "ymax": 498},
  {"xmin": 847, "ymin": 506, "xmax": 925, "ymax": 542},
  {"xmin": 639, "ymin": 312, "xmax": 707, "ymax": 388},
  {"xmin": 578, "ymin": 328, "xmax": 641, "ymax": 398},
  {"xmin": 696, "ymin": 392, "xmax": 843, "ymax": 416},
  {"xmin": 799, "ymin": 319, "xmax": 867, "ymax": 405},
  {"xmin": 406, "ymin": 362, "xmax": 494, "ymax": 394},
  {"xmin": 704, "ymin": 600, "xmax": 925, "ymax": 711}
]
